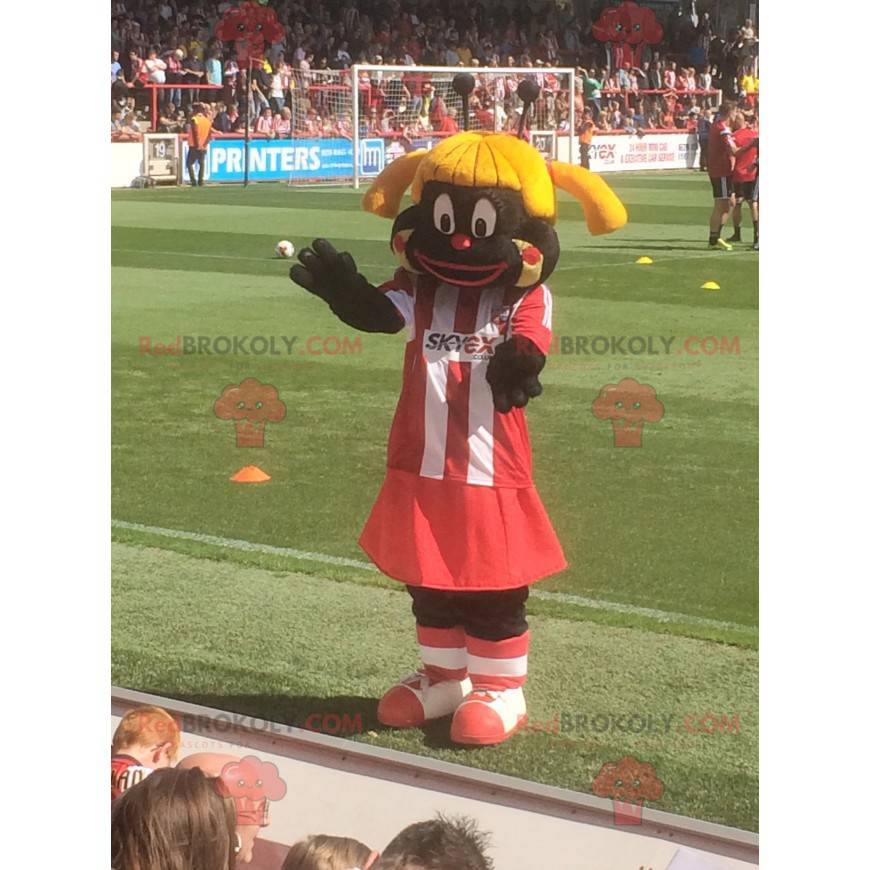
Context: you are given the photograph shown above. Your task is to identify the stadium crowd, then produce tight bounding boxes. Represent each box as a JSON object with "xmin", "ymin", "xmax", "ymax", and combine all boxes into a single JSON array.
[
  {"xmin": 111, "ymin": 705, "xmax": 494, "ymax": 869},
  {"xmin": 110, "ymin": 0, "xmax": 759, "ymax": 141}
]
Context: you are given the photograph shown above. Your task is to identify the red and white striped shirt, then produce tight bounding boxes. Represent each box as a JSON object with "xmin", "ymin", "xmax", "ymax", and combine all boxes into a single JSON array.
[{"xmin": 379, "ymin": 270, "xmax": 553, "ymax": 489}]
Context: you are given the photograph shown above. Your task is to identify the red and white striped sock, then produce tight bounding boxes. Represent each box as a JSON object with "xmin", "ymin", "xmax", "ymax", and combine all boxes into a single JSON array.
[
  {"xmin": 417, "ymin": 625, "xmax": 467, "ymax": 682},
  {"xmin": 466, "ymin": 632, "xmax": 529, "ymax": 691}
]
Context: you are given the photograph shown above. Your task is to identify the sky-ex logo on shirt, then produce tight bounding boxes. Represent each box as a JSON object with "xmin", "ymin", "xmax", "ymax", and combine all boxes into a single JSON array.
[{"xmin": 423, "ymin": 329, "xmax": 505, "ymax": 362}]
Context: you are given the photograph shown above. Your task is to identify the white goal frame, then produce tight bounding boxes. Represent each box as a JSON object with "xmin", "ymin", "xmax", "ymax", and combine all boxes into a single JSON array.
[{"xmin": 350, "ymin": 64, "xmax": 577, "ymax": 189}]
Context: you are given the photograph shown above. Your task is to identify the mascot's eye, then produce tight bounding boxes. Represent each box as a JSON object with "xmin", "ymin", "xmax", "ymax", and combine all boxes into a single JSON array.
[
  {"xmin": 433, "ymin": 193, "xmax": 455, "ymax": 234},
  {"xmin": 471, "ymin": 198, "xmax": 497, "ymax": 238},
  {"xmin": 237, "ymin": 23, "xmax": 245, "ymax": 32},
  {"xmin": 634, "ymin": 23, "xmax": 641, "ymax": 30}
]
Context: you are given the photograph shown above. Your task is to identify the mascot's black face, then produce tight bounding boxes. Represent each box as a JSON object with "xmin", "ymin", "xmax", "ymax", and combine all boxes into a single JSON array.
[{"xmin": 390, "ymin": 181, "xmax": 560, "ymax": 291}]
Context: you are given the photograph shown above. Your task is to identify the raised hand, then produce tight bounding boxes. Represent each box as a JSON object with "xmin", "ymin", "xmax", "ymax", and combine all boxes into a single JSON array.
[
  {"xmin": 486, "ymin": 335, "xmax": 546, "ymax": 414},
  {"xmin": 289, "ymin": 238, "xmax": 403, "ymax": 334}
]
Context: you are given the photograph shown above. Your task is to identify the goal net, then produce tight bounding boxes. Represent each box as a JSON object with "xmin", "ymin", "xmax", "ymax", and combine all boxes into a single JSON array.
[{"xmin": 284, "ymin": 65, "xmax": 576, "ymax": 186}]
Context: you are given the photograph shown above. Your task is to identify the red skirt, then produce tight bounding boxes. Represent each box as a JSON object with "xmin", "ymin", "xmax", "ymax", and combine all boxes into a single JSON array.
[{"xmin": 359, "ymin": 469, "xmax": 567, "ymax": 590}]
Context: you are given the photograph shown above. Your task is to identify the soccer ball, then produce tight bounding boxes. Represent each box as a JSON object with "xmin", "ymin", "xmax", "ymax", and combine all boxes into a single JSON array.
[{"xmin": 275, "ymin": 240, "xmax": 295, "ymax": 259}]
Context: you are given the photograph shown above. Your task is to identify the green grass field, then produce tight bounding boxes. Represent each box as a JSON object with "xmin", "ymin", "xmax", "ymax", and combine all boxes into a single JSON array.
[{"xmin": 112, "ymin": 171, "xmax": 758, "ymax": 830}]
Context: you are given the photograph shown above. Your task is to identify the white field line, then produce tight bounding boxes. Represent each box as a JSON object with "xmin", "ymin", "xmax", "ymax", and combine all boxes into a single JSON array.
[
  {"xmin": 113, "ymin": 249, "xmax": 386, "ymax": 267},
  {"xmin": 112, "ymin": 519, "xmax": 757, "ymax": 635},
  {"xmin": 114, "ymin": 247, "xmax": 755, "ymax": 272}
]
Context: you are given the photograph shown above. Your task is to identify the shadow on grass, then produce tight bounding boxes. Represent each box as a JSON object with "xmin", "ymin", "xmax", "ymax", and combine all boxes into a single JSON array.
[
  {"xmin": 132, "ymin": 687, "xmax": 491, "ymax": 753},
  {"xmin": 147, "ymin": 690, "xmax": 382, "ymax": 737}
]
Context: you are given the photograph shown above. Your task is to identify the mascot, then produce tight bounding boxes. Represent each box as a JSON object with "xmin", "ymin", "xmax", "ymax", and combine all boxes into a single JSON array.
[{"xmin": 290, "ymin": 77, "xmax": 627, "ymax": 746}]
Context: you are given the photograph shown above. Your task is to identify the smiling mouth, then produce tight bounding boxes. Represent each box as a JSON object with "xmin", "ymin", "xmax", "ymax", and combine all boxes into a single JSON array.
[{"xmin": 415, "ymin": 252, "xmax": 508, "ymax": 287}]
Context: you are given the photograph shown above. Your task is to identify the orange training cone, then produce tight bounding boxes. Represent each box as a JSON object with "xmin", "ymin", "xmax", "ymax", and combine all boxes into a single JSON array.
[{"xmin": 231, "ymin": 465, "xmax": 271, "ymax": 483}]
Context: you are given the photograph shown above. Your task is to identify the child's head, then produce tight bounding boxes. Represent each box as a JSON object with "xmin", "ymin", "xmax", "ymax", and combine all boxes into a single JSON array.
[
  {"xmin": 282, "ymin": 834, "xmax": 377, "ymax": 870},
  {"xmin": 373, "ymin": 816, "xmax": 492, "ymax": 870},
  {"xmin": 112, "ymin": 705, "xmax": 180, "ymax": 769},
  {"xmin": 111, "ymin": 766, "xmax": 236, "ymax": 870}
]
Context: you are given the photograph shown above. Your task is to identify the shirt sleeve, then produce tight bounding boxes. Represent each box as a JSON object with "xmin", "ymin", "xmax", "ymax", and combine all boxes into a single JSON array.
[
  {"xmin": 508, "ymin": 284, "xmax": 553, "ymax": 355},
  {"xmin": 376, "ymin": 268, "xmax": 416, "ymax": 336}
]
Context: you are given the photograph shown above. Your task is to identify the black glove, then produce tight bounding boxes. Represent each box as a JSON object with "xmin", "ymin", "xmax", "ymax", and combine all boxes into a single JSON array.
[
  {"xmin": 486, "ymin": 335, "xmax": 546, "ymax": 414},
  {"xmin": 290, "ymin": 238, "xmax": 403, "ymax": 334}
]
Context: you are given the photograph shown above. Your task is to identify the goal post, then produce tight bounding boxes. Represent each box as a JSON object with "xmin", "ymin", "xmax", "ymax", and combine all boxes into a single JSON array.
[
  {"xmin": 350, "ymin": 64, "xmax": 576, "ymax": 189},
  {"xmin": 281, "ymin": 65, "xmax": 575, "ymax": 187}
]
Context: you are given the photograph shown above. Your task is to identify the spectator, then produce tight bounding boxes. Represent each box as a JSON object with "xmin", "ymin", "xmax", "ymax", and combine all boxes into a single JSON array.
[
  {"xmin": 616, "ymin": 63, "xmax": 631, "ymax": 92},
  {"xmin": 663, "ymin": 61, "xmax": 677, "ymax": 90},
  {"xmin": 178, "ymin": 752, "xmax": 273, "ymax": 866},
  {"xmin": 111, "ymin": 767, "xmax": 237, "ymax": 870},
  {"xmin": 182, "ymin": 53, "xmax": 205, "ymax": 107},
  {"xmin": 144, "ymin": 47, "xmax": 167, "ymax": 85},
  {"xmin": 578, "ymin": 107, "xmax": 595, "ymax": 169},
  {"xmin": 206, "ymin": 48, "xmax": 223, "ymax": 89},
  {"xmin": 111, "ymin": 49, "xmax": 122, "ymax": 83},
  {"xmin": 224, "ymin": 54, "xmax": 240, "ymax": 101},
  {"xmin": 214, "ymin": 102, "xmax": 242, "ymax": 133},
  {"xmin": 440, "ymin": 106, "xmax": 459, "ymax": 134},
  {"xmin": 334, "ymin": 40, "xmax": 352, "ymax": 68},
  {"xmin": 282, "ymin": 835, "xmax": 378, "ymax": 870},
  {"xmin": 158, "ymin": 102, "xmax": 183, "ymax": 132},
  {"xmin": 274, "ymin": 106, "xmax": 293, "ymax": 137},
  {"xmin": 372, "ymin": 816, "xmax": 492, "ymax": 870},
  {"xmin": 111, "ymin": 705, "xmax": 180, "ymax": 801},
  {"xmin": 739, "ymin": 67, "xmax": 758, "ymax": 107},
  {"xmin": 120, "ymin": 112, "xmax": 143, "ymax": 138},
  {"xmin": 255, "ymin": 106, "xmax": 275, "ymax": 136},
  {"xmin": 577, "ymin": 66, "xmax": 603, "ymax": 120},
  {"xmin": 164, "ymin": 47, "xmax": 184, "ymax": 108},
  {"xmin": 609, "ymin": 99, "xmax": 623, "ymax": 129}
]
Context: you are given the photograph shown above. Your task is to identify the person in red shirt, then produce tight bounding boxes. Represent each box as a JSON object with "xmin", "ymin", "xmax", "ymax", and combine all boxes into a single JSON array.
[
  {"xmin": 439, "ymin": 107, "xmax": 459, "ymax": 134},
  {"xmin": 727, "ymin": 111, "xmax": 759, "ymax": 249},
  {"xmin": 706, "ymin": 100, "xmax": 756, "ymax": 250}
]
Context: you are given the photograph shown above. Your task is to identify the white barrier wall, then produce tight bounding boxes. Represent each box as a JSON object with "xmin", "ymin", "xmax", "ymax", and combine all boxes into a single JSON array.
[{"xmin": 111, "ymin": 142, "xmax": 144, "ymax": 188}]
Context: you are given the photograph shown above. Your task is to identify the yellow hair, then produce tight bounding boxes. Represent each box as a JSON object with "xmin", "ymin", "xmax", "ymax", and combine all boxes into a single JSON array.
[{"xmin": 362, "ymin": 131, "xmax": 627, "ymax": 235}]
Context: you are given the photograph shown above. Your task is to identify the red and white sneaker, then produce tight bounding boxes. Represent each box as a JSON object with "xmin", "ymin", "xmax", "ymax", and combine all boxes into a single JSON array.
[
  {"xmin": 449, "ymin": 687, "xmax": 528, "ymax": 745},
  {"xmin": 377, "ymin": 671, "xmax": 472, "ymax": 728}
]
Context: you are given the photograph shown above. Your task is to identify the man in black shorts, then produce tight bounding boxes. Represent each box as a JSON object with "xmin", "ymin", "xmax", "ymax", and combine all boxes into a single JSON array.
[{"xmin": 728, "ymin": 111, "xmax": 759, "ymax": 250}]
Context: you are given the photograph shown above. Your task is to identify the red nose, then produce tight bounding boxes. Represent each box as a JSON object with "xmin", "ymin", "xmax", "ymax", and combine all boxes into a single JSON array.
[{"xmin": 450, "ymin": 233, "xmax": 472, "ymax": 250}]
